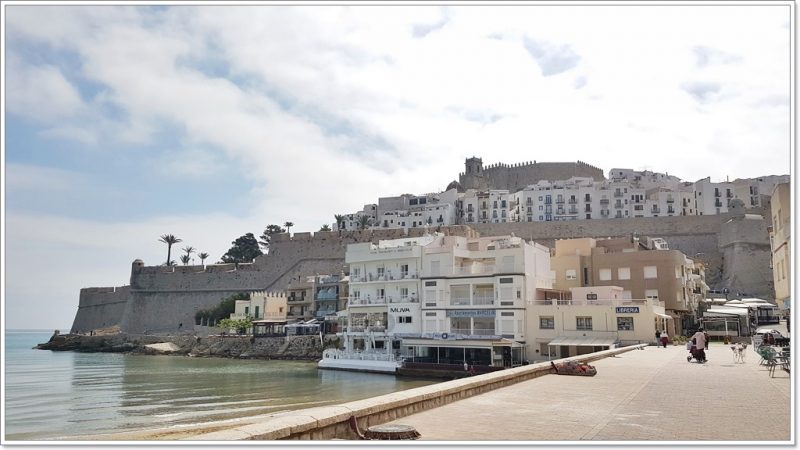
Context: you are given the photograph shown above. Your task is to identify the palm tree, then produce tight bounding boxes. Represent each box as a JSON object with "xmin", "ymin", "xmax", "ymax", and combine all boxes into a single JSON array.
[
  {"xmin": 180, "ymin": 254, "xmax": 191, "ymax": 265},
  {"xmin": 319, "ymin": 224, "xmax": 331, "ymax": 231},
  {"xmin": 357, "ymin": 216, "xmax": 372, "ymax": 230},
  {"xmin": 182, "ymin": 246, "xmax": 195, "ymax": 262},
  {"xmin": 334, "ymin": 214, "xmax": 344, "ymax": 230},
  {"xmin": 284, "ymin": 221, "xmax": 294, "ymax": 234},
  {"xmin": 159, "ymin": 234, "xmax": 182, "ymax": 266},
  {"xmin": 199, "ymin": 252, "xmax": 209, "ymax": 266}
]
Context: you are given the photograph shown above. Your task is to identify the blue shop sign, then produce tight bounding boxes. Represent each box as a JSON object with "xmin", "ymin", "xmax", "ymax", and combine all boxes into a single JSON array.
[
  {"xmin": 445, "ymin": 309, "xmax": 496, "ymax": 318},
  {"xmin": 616, "ymin": 306, "xmax": 640, "ymax": 314}
]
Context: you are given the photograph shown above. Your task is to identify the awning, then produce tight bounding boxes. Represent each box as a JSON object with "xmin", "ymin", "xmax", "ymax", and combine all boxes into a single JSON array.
[
  {"xmin": 547, "ymin": 336, "xmax": 617, "ymax": 347},
  {"xmin": 252, "ymin": 320, "xmax": 287, "ymax": 324},
  {"xmin": 654, "ymin": 313, "xmax": 673, "ymax": 320},
  {"xmin": 706, "ymin": 308, "xmax": 749, "ymax": 316},
  {"xmin": 400, "ymin": 338, "xmax": 515, "ymax": 348}
]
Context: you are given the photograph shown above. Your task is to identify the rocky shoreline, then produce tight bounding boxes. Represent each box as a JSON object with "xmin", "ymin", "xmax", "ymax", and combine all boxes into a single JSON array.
[{"xmin": 35, "ymin": 331, "xmax": 337, "ymax": 361}]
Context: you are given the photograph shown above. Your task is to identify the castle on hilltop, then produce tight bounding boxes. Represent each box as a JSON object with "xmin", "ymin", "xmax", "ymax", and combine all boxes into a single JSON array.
[{"xmin": 458, "ymin": 157, "xmax": 605, "ymax": 192}]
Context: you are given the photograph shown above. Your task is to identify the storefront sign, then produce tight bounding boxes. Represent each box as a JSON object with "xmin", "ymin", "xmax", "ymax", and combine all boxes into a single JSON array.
[
  {"xmin": 445, "ymin": 309, "xmax": 496, "ymax": 318},
  {"xmin": 616, "ymin": 306, "xmax": 640, "ymax": 314}
]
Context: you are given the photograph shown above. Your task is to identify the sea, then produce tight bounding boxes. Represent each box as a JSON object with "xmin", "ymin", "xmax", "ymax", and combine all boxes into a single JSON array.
[{"xmin": 4, "ymin": 330, "xmax": 438, "ymax": 441}]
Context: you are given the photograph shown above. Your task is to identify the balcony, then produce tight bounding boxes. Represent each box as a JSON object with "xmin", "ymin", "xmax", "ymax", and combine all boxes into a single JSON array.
[
  {"xmin": 472, "ymin": 294, "xmax": 495, "ymax": 305},
  {"xmin": 348, "ymin": 297, "xmax": 387, "ymax": 306},
  {"xmin": 450, "ymin": 297, "xmax": 471, "ymax": 306},
  {"xmin": 600, "ymin": 198, "xmax": 610, "ymax": 204},
  {"xmin": 714, "ymin": 200, "xmax": 723, "ymax": 207},
  {"xmin": 568, "ymin": 198, "xmax": 577, "ymax": 204},
  {"xmin": 600, "ymin": 210, "xmax": 610, "ymax": 217},
  {"xmin": 614, "ymin": 202, "xmax": 624, "ymax": 208},
  {"xmin": 614, "ymin": 191, "xmax": 623, "ymax": 197},
  {"xmin": 316, "ymin": 292, "xmax": 338, "ymax": 300},
  {"xmin": 651, "ymin": 207, "xmax": 660, "ymax": 213},
  {"xmin": 389, "ymin": 295, "xmax": 418, "ymax": 303},
  {"xmin": 453, "ymin": 264, "xmax": 495, "ymax": 276},
  {"xmin": 666, "ymin": 197, "xmax": 675, "ymax": 203},
  {"xmin": 568, "ymin": 208, "xmax": 578, "ymax": 214},
  {"xmin": 556, "ymin": 198, "xmax": 565, "ymax": 204},
  {"xmin": 449, "ymin": 328, "xmax": 497, "ymax": 336}
]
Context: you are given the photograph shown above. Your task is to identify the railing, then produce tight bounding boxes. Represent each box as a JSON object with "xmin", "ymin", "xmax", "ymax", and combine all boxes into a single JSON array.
[
  {"xmin": 316, "ymin": 292, "xmax": 338, "ymax": 300},
  {"xmin": 450, "ymin": 297, "xmax": 471, "ymax": 306},
  {"xmin": 600, "ymin": 198, "xmax": 609, "ymax": 204},
  {"xmin": 651, "ymin": 207, "xmax": 661, "ymax": 213},
  {"xmin": 453, "ymin": 265, "xmax": 496, "ymax": 276},
  {"xmin": 615, "ymin": 202, "xmax": 623, "ymax": 208},
  {"xmin": 348, "ymin": 297, "xmax": 387, "ymax": 306},
  {"xmin": 473, "ymin": 295, "xmax": 495, "ymax": 305},
  {"xmin": 388, "ymin": 296, "xmax": 419, "ymax": 303},
  {"xmin": 614, "ymin": 192, "xmax": 623, "ymax": 197},
  {"xmin": 568, "ymin": 199, "xmax": 577, "ymax": 204},
  {"xmin": 666, "ymin": 198, "xmax": 675, "ymax": 203},
  {"xmin": 321, "ymin": 348, "xmax": 401, "ymax": 362}
]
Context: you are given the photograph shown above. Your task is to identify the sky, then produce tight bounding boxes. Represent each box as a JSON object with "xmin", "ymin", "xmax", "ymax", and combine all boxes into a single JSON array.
[{"xmin": 2, "ymin": 2, "xmax": 793, "ymax": 330}]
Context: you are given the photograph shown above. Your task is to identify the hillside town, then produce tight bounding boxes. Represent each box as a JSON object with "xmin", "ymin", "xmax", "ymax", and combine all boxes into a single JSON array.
[{"xmin": 67, "ymin": 157, "xmax": 790, "ymax": 377}]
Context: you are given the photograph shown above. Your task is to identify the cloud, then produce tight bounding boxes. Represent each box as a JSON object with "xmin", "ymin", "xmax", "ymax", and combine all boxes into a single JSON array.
[
  {"xmin": 693, "ymin": 45, "xmax": 743, "ymax": 67},
  {"xmin": 38, "ymin": 126, "xmax": 98, "ymax": 144},
  {"xmin": 5, "ymin": 163, "xmax": 90, "ymax": 192},
  {"xmin": 522, "ymin": 36, "xmax": 581, "ymax": 76},
  {"xmin": 681, "ymin": 81, "xmax": 722, "ymax": 103},
  {"xmin": 6, "ymin": 56, "xmax": 85, "ymax": 122}
]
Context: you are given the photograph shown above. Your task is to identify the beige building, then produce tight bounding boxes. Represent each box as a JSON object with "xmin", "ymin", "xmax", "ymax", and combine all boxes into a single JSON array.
[
  {"xmin": 287, "ymin": 276, "xmax": 314, "ymax": 322},
  {"xmin": 230, "ymin": 291, "xmax": 288, "ymax": 321},
  {"xmin": 769, "ymin": 182, "xmax": 791, "ymax": 310},
  {"xmin": 550, "ymin": 236, "xmax": 702, "ymax": 335},
  {"xmin": 527, "ymin": 286, "xmax": 670, "ymax": 360}
]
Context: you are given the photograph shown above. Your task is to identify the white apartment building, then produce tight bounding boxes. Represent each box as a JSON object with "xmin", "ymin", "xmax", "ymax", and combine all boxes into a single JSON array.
[
  {"xmin": 343, "ymin": 236, "xmax": 433, "ymax": 354},
  {"xmin": 733, "ymin": 175, "xmax": 790, "ymax": 208},
  {"xmin": 459, "ymin": 189, "xmax": 514, "ymax": 224},
  {"xmin": 334, "ymin": 204, "xmax": 378, "ymax": 231},
  {"xmin": 692, "ymin": 177, "xmax": 736, "ymax": 215},
  {"xmin": 401, "ymin": 234, "xmax": 554, "ymax": 367}
]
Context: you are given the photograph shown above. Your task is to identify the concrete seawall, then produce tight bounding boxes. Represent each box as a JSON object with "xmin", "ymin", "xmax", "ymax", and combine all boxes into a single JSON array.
[{"xmin": 190, "ymin": 344, "xmax": 645, "ymax": 441}]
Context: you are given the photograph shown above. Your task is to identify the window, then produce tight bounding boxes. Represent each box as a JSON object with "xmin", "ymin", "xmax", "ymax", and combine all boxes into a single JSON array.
[
  {"xmin": 644, "ymin": 266, "xmax": 658, "ymax": 279},
  {"xmin": 425, "ymin": 281, "xmax": 437, "ymax": 287},
  {"xmin": 618, "ymin": 267, "xmax": 631, "ymax": 280},
  {"xmin": 586, "ymin": 293, "xmax": 598, "ymax": 300},
  {"xmin": 244, "ymin": 306, "xmax": 249, "ymax": 315},
  {"xmin": 499, "ymin": 277, "xmax": 514, "ymax": 283},
  {"xmin": 645, "ymin": 289, "xmax": 659, "ymax": 300},
  {"xmin": 425, "ymin": 312, "xmax": 437, "ymax": 317},
  {"xmin": 254, "ymin": 306, "xmax": 260, "ymax": 318},
  {"xmin": 400, "ymin": 287, "xmax": 408, "ymax": 299},
  {"xmin": 576, "ymin": 317, "xmax": 593, "ymax": 330},
  {"xmin": 401, "ymin": 264, "xmax": 409, "ymax": 277},
  {"xmin": 539, "ymin": 316, "xmax": 555, "ymax": 329},
  {"xmin": 398, "ymin": 316, "xmax": 413, "ymax": 324},
  {"xmin": 599, "ymin": 268, "xmax": 612, "ymax": 281},
  {"xmin": 566, "ymin": 269, "xmax": 577, "ymax": 280},
  {"xmin": 617, "ymin": 317, "xmax": 634, "ymax": 331},
  {"xmin": 377, "ymin": 265, "xmax": 385, "ymax": 278}
]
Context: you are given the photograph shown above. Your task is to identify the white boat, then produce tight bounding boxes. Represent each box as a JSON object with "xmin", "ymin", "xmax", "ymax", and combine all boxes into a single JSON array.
[{"xmin": 318, "ymin": 348, "xmax": 403, "ymax": 374}]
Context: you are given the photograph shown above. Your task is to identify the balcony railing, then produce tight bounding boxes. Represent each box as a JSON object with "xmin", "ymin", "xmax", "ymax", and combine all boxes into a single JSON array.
[
  {"xmin": 450, "ymin": 297, "xmax": 471, "ymax": 306},
  {"xmin": 448, "ymin": 328, "xmax": 497, "ymax": 336},
  {"xmin": 348, "ymin": 297, "xmax": 387, "ymax": 306},
  {"xmin": 614, "ymin": 192, "xmax": 623, "ymax": 197},
  {"xmin": 651, "ymin": 207, "xmax": 660, "ymax": 213},
  {"xmin": 453, "ymin": 264, "xmax": 496, "ymax": 276},
  {"xmin": 666, "ymin": 198, "xmax": 675, "ymax": 203},
  {"xmin": 473, "ymin": 295, "xmax": 495, "ymax": 305},
  {"xmin": 600, "ymin": 198, "xmax": 609, "ymax": 204},
  {"xmin": 556, "ymin": 198, "xmax": 565, "ymax": 204},
  {"xmin": 568, "ymin": 199, "xmax": 577, "ymax": 204},
  {"xmin": 389, "ymin": 296, "xmax": 418, "ymax": 303},
  {"xmin": 615, "ymin": 202, "xmax": 623, "ymax": 208}
]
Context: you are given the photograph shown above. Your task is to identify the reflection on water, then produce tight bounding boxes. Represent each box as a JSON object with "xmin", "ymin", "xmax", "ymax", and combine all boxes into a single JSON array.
[{"xmin": 5, "ymin": 332, "xmax": 436, "ymax": 440}]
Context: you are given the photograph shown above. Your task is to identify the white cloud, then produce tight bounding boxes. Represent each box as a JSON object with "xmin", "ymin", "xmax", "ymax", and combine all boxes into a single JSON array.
[
  {"xmin": 6, "ymin": 55, "xmax": 85, "ymax": 122},
  {"xmin": 5, "ymin": 163, "xmax": 90, "ymax": 192}
]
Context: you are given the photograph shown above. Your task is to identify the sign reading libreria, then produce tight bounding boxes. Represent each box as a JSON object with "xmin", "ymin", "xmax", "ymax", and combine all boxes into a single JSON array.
[
  {"xmin": 446, "ymin": 309, "xmax": 496, "ymax": 318},
  {"xmin": 615, "ymin": 306, "xmax": 640, "ymax": 314}
]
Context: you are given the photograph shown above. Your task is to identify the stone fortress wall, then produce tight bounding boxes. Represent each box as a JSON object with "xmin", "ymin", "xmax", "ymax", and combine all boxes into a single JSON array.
[
  {"xmin": 459, "ymin": 159, "xmax": 605, "ymax": 192},
  {"xmin": 71, "ymin": 209, "xmax": 773, "ymax": 335}
]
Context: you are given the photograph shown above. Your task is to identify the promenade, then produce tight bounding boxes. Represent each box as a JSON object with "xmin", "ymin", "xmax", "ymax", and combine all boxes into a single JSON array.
[{"xmin": 385, "ymin": 341, "xmax": 792, "ymax": 442}]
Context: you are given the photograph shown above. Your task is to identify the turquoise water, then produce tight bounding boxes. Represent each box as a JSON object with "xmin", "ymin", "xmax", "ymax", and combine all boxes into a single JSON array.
[{"xmin": 4, "ymin": 331, "xmax": 437, "ymax": 441}]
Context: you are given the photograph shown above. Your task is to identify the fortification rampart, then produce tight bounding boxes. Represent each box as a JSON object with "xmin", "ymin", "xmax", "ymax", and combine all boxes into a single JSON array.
[
  {"xmin": 460, "ymin": 160, "xmax": 605, "ymax": 192},
  {"xmin": 72, "ymin": 214, "xmax": 773, "ymax": 334}
]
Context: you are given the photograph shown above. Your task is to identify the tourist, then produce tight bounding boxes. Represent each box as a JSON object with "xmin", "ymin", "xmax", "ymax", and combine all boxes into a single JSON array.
[
  {"xmin": 691, "ymin": 328, "xmax": 707, "ymax": 362},
  {"xmin": 660, "ymin": 330, "xmax": 669, "ymax": 348},
  {"xmin": 655, "ymin": 329, "xmax": 661, "ymax": 344}
]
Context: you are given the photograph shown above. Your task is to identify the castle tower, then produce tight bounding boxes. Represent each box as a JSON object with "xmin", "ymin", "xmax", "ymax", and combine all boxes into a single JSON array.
[{"xmin": 460, "ymin": 157, "xmax": 489, "ymax": 190}]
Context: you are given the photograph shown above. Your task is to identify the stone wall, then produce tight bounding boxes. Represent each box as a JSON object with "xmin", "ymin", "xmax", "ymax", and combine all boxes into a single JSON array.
[
  {"xmin": 460, "ymin": 160, "xmax": 605, "ymax": 192},
  {"xmin": 70, "ymin": 212, "xmax": 774, "ymax": 334}
]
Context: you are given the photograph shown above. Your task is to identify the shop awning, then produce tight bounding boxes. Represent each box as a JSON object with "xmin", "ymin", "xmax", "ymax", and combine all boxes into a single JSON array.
[
  {"xmin": 547, "ymin": 336, "xmax": 617, "ymax": 347},
  {"xmin": 654, "ymin": 313, "xmax": 673, "ymax": 320}
]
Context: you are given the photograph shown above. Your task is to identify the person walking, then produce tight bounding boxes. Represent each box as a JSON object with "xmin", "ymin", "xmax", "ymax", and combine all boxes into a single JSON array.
[
  {"xmin": 655, "ymin": 329, "xmax": 661, "ymax": 345},
  {"xmin": 691, "ymin": 328, "xmax": 708, "ymax": 362},
  {"xmin": 660, "ymin": 330, "xmax": 669, "ymax": 348}
]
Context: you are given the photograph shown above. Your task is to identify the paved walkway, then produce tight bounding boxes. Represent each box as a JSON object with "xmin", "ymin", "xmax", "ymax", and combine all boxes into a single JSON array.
[{"xmin": 386, "ymin": 342, "xmax": 791, "ymax": 442}]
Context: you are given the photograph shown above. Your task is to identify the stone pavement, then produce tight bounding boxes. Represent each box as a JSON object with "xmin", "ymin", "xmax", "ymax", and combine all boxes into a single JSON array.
[{"xmin": 385, "ymin": 342, "xmax": 791, "ymax": 442}]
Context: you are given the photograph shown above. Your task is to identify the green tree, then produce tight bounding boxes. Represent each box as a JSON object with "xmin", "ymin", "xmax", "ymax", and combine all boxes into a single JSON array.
[
  {"xmin": 221, "ymin": 233, "xmax": 263, "ymax": 264},
  {"xmin": 319, "ymin": 224, "xmax": 331, "ymax": 231},
  {"xmin": 357, "ymin": 215, "xmax": 372, "ymax": 230},
  {"xmin": 195, "ymin": 293, "xmax": 249, "ymax": 325},
  {"xmin": 258, "ymin": 224, "xmax": 286, "ymax": 252},
  {"xmin": 158, "ymin": 234, "xmax": 182, "ymax": 266},
  {"xmin": 334, "ymin": 214, "xmax": 345, "ymax": 230},
  {"xmin": 198, "ymin": 252, "xmax": 209, "ymax": 266},
  {"xmin": 180, "ymin": 254, "xmax": 191, "ymax": 265},
  {"xmin": 182, "ymin": 246, "xmax": 195, "ymax": 262},
  {"xmin": 284, "ymin": 221, "xmax": 294, "ymax": 234},
  {"xmin": 218, "ymin": 317, "xmax": 253, "ymax": 335}
]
